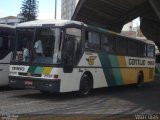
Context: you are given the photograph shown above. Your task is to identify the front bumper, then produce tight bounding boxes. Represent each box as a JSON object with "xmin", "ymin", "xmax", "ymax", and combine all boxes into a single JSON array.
[{"xmin": 9, "ymin": 76, "xmax": 60, "ymax": 93}]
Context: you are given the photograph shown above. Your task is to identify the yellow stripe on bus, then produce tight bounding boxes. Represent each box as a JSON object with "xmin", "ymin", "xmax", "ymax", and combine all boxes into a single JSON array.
[
  {"xmin": 43, "ymin": 67, "xmax": 53, "ymax": 74},
  {"xmin": 117, "ymin": 56, "xmax": 127, "ymax": 67},
  {"xmin": 120, "ymin": 68, "xmax": 153, "ymax": 85},
  {"xmin": 117, "ymin": 56, "xmax": 154, "ymax": 85}
]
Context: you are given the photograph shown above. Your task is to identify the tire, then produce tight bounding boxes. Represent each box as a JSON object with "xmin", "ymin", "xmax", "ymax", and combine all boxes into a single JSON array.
[
  {"xmin": 79, "ymin": 74, "xmax": 92, "ymax": 96},
  {"xmin": 137, "ymin": 72, "xmax": 144, "ymax": 88}
]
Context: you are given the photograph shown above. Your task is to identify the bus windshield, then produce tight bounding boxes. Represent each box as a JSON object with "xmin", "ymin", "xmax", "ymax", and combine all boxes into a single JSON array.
[{"xmin": 14, "ymin": 28, "xmax": 61, "ymax": 64}]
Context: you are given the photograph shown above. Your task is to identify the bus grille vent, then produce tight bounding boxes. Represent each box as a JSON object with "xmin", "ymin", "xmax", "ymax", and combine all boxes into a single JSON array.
[{"xmin": 19, "ymin": 72, "xmax": 41, "ymax": 77}]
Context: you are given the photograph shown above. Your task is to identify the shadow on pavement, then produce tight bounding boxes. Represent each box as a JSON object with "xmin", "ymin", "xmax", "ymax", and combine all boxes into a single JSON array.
[{"xmin": 14, "ymin": 78, "xmax": 160, "ymax": 113}]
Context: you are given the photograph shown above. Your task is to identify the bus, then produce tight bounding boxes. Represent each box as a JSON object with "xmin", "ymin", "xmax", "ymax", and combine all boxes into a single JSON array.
[
  {"xmin": 0, "ymin": 24, "xmax": 15, "ymax": 86},
  {"xmin": 9, "ymin": 20, "xmax": 155, "ymax": 95}
]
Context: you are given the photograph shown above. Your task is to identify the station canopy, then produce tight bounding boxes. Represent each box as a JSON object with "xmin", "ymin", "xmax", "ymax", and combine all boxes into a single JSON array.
[{"xmin": 72, "ymin": 0, "xmax": 149, "ymax": 32}]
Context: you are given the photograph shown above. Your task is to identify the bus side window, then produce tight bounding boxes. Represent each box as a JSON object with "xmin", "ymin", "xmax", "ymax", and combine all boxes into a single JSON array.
[
  {"xmin": 128, "ymin": 40, "xmax": 138, "ymax": 57},
  {"xmin": 0, "ymin": 36, "xmax": 10, "ymax": 50},
  {"xmin": 117, "ymin": 36, "xmax": 128, "ymax": 55},
  {"xmin": 85, "ymin": 31, "xmax": 100, "ymax": 51},
  {"xmin": 138, "ymin": 43, "xmax": 147, "ymax": 57},
  {"xmin": 0, "ymin": 36, "xmax": 12, "ymax": 60},
  {"xmin": 101, "ymin": 34, "xmax": 116, "ymax": 53},
  {"xmin": 147, "ymin": 45, "xmax": 155, "ymax": 58},
  {"xmin": 0, "ymin": 37, "xmax": 3, "ymax": 48}
]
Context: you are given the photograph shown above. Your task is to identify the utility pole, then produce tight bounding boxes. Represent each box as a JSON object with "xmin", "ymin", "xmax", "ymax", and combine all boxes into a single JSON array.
[{"xmin": 55, "ymin": 0, "xmax": 57, "ymax": 19}]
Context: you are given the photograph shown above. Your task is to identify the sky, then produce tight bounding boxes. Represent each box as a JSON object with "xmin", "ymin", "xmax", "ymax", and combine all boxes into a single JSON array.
[
  {"xmin": 0, "ymin": 0, "xmax": 61, "ymax": 19},
  {"xmin": 133, "ymin": 18, "xmax": 140, "ymax": 27},
  {"xmin": 0, "ymin": 0, "xmax": 140, "ymax": 26}
]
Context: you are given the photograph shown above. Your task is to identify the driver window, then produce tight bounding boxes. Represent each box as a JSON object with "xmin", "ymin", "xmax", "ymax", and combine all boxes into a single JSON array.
[
  {"xmin": 64, "ymin": 36, "xmax": 74, "ymax": 65},
  {"xmin": 65, "ymin": 28, "xmax": 82, "ymax": 64}
]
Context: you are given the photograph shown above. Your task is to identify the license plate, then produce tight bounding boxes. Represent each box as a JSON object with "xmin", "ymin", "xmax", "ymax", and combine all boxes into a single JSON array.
[{"xmin": 25, "ymin": 81, "xmax": 33, "ymax": 86}]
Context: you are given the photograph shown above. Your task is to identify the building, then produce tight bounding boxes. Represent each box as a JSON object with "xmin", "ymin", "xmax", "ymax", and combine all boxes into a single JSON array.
[
  {"xmin": 121, "ymin": 21, "xmax": 146, "ymax": 39},
  {"xmin": 132, "ymin": 26, "xmax": 145, "ymax": 38},
  {"xmin": 122, "ymin": 22, "xmax": 133, "ymax": 31},
  {"xmin": 121, "ymin": 22, "xmax": 136, "ymax": 38},
  {"xmin": 61, "ymin": 0, "xmax": 79, "ymax": 20},
  {"xmin": 0, "ymin": 16, "xmax": 21, "ymax": 26}
]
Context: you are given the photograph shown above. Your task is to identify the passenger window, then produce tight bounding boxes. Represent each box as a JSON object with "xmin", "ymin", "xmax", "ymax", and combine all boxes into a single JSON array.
[
  {"xmin": 128, "ymin": 40, "xmax": 138, "ymax": 56},
  {"xmin": 85, "ymin": 31, "xmax": 100, "ymax": 51},
  {"xmin": 0, "ymin": 36, "xmax": 12, "ymax": 60},
  {"xmin": 117, "ymin": 37, "xmax": 128, "ymax": 55},
  {"xmin": 138, "ymin": 43, "xmax": 146, "ymax": 57},
  {"xmin": 101, "ymin": 34, "xmax": 116, "ymax": 53},
  {"xmin": 147, "ymin": 45, "xmax": 155, "ymax": 58},
  {"xmin": 0, "ymin": 36, "xmax": 11, "ymax": 50}
]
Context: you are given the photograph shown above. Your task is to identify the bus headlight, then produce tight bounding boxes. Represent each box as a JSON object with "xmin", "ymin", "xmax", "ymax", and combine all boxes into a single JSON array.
[{"xmin": 10, "ymin": 80, "xmax": 16, "ymax": 83}]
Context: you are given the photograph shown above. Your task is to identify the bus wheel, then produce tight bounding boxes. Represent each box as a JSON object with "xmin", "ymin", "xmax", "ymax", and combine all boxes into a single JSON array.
[
  {"xmin": 137, "ymin": 71, "xmax": 144, "ymax": 88},
  {"xmin": 79, "ymin": 74, "xmax": 92, "ymax": 96}
]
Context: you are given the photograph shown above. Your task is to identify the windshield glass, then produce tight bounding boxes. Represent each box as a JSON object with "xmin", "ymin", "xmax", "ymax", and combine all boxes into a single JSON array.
[{"xmin": 14, "ymin": 28, "xmax": 61, "ymax": 64}]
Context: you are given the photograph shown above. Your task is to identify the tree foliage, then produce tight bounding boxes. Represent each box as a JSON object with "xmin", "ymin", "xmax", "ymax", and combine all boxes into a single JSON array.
[{"xmin": 20, "ymin": 0, "xmax": 38, "ymax": 22}]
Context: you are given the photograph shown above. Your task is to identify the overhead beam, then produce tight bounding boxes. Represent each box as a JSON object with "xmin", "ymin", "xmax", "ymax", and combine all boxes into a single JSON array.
[
  {"xmin": 72, "ymin": 0, "xmax": 86, "ymax": 20},
  {"xmin": 110, "ymin": 1, "xmax": 151, "ymax": 26},
  {"xmin": 72, "ymin": 0, "xmax": 160, "ymax": 49},
  {"xmin": 149, "ymin": 0, "xmax": 160, "ymax": 20}
]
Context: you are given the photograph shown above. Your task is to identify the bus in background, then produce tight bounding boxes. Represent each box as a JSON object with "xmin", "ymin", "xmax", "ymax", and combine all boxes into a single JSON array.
[
  {"xmin": 0, "ymin": 24, "xmax": 15, "ymax": 86},
  {"xmin": 9, "ymin": 20, "xmax": 155, "ymax": 96}
]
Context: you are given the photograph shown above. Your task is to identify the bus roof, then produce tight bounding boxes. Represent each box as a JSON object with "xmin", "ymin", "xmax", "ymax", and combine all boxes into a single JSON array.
[
  {"xmin": 0, "ymin": 24, "xmax": 15, "ymax": 29},
  {"xmin": 16, "ymin": 19, "xmax": 84, "ymax": 28},
  {"xmin": 16, "ymin": 20, "xmax": 155, "ymax": 45}
]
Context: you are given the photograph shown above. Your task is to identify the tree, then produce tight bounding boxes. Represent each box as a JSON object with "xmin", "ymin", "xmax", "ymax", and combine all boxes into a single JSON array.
[{"xmin": 20, "ymin": 0, "xmax": 38, "ymax": 22}]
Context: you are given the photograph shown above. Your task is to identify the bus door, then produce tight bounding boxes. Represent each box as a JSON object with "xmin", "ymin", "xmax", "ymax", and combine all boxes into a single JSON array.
[{"xmin": 63, "ymin": 35, "xmax": 74, "ymax": 73}]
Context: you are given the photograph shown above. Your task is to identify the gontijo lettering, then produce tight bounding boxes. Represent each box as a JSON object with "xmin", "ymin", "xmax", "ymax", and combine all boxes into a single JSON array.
[
  {"xmin": 129, "ymin": 59, "xmax": 146, "ymax": 65},
  {"xmin": 129, "ymin": 59, "xmax": 155, "ymax": 66}
]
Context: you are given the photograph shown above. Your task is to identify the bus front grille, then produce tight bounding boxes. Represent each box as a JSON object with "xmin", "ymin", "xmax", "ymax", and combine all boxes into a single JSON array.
[{"xmin": 19, "ymin": 73, "xmax": 42, "ymax": 77}]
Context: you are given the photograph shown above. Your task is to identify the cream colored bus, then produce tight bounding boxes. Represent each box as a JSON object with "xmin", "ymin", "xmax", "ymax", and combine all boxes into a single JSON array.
[
  {"xmin": 0, "ymin": 24, "xmax": 15, "ymax": 86},
  {"xmin": 9, "ymin": 20, "xmax": 155, "ymax": 95}
]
